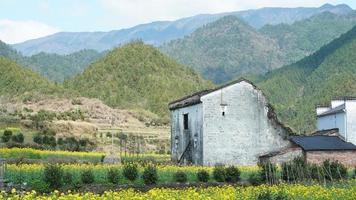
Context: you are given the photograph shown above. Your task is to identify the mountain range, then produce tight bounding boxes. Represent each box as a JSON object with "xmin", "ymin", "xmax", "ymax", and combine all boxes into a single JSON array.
[
  {"xmin": 256, "ymin": 24, "xmax": 356, "ymax": 133},
  {"xmin": 162, "ymin": 11, "xmax": 356, "ymax": 83},
  {"xmin": 0, "ymin": 41, "xmax": 104, "ymax": 82},
  {"xmin": 12, "ymin": 4, "xmax": 353, "ymax": 56},
  {"xmin": 1, "ymin": 3, "xmax": 356, "ymax": 134}
]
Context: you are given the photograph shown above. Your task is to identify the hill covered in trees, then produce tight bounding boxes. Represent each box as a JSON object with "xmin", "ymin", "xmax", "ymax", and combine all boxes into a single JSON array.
[
  {"xmin": 65, "ymin": 42, "xmax": 213, "ymax": 118},
  {"xmin": 256, "ymin": 24, "xmax": 356, "ymax": 134},
  {"xmin": 162, "ymin": 12, "xmax": 356, "ymax": 83},
  {"xmin": 0, "ymin": 41, "xmax": 103, "ymax": 82},
  {"xmin": 161, "ymin": 16, "xmax": 284, "ymax": 83},
  {"xmin": 0, "ymin": 57, "xmax": 66, "ymax": 101}
]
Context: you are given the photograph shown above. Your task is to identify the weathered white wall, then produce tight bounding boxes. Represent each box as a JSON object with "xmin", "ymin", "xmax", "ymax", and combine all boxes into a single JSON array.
[
  {"xmin": 331, "ymin": 100, "xmax": 345, "ymax": 108},
  {"xmin": 170, "ymin": 104, "xmax": 203, "ymax": 164},
  {"xmin": 200, "ymin": 81, "xmax": 290, "ymax": 166},
  {"xmin": 317, "ymin": 113, "xmax": 346, "ymax": 139},
  {"xmin": 346, "ymin": 101, "xmax": 356, "ymax": 144}
]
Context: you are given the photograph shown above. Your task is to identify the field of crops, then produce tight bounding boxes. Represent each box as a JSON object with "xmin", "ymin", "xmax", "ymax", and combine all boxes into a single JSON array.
[
  {"xmin": 3, "ymin": 181, "xmax": 356, "ymax": 199},
  {"xmin": 0, "ymin": 148, "xmax": 170, "ymax": 163},
  {"xmin": 5, "ymin": 163, "xmax": 257, "ymax": 190}
]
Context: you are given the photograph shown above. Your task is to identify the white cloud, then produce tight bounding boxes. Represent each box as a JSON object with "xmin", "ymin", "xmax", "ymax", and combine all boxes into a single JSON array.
[
  {"xmin": 99, "ymin": 0, "xmax": 339, "ymax": 28},
  {"xmin": 0, "ymin": 19, "xmax": 59, "ymax": 44}
]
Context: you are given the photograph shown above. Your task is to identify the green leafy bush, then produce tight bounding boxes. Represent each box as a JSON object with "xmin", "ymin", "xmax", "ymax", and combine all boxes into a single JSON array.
[
  {"xmin": 213, "ymin": 165, "xmax": 226, "ymax": 182},
  {"xmin": 122, "ymin": 163, "xmax": 138, "ymax": 182},
  {"xmin": 107, "ymin": 168, "xmax": 120, "ymax": 184},
  {"xmin": 197, "ymin": 170, "xmax": 209, "ymax": 182},
  {"xmin": 1, "ymin": 130, "xmax": 12, "ymax": 142},
  {"xmin": 142, "ymin": 165, "xmax": 158, "ymax": 185},
  {"xmin": 11, "ymin": 133, "xmax": 24, "ymax": 143},
  {"xmin": 43, "ymin": 164, "xmax": 63, "ymax": 190},
  {"xmin": 248, "ymin": 172, "xmax": 263, "ymax": 186},
  {"xmin": 225, "ymin": 166, "xmax": 240, "ymax": 183},
  {"xmin": 174, "ymin": 171, "xmax": 188, "ymax": 183},
  {"xmin": 63, "ymin": 172, "xmax": 73, "ymax": 186},
  {"xmin": 81, "ymin": 170, "xmax": 95, "ymax": 184}
]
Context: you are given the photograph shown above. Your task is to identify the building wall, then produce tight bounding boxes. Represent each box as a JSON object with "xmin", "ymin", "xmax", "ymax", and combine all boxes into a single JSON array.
[
  {"xmin": 346, "ymin": 101, "xmax": 356, "ymax": 144},
  {"xmin": 317, "ymin": 112, "xmax": 346, "ymax": 139},
  {"xmin": 200, "ymin": 81, "xmax": 291, "ymax": 166},
  {"xmin": 260, "ymin": 147, "xmax": 303, "ymax": 164},
  {"xmin": 306, "ymin": 150, "xmax": 356, "ymax": 167},
  {"xmin": 170, "ymin": 103, "xmax": 203, "ymax": 165}
]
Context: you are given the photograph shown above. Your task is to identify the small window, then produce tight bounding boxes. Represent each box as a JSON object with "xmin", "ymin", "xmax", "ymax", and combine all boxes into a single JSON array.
[{"xmin": 183, "ymin": 114, "xmax": 189, "ymax": 130}]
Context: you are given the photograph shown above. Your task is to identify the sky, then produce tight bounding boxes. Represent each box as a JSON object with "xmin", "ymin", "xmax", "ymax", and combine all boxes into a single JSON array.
[{"xmin": 0, "ymin": 0, "xmax": 355, "ymax": 44}]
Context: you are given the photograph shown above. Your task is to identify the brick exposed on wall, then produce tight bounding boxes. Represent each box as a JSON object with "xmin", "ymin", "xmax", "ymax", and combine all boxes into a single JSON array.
[{"xmin": 306, "ymin": 150, "xmax": 356, "ymax": 167}]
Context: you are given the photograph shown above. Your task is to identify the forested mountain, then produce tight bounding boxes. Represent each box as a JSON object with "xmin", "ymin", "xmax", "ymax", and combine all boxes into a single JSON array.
[
  {"xmin": 256, "ymin": 25, "xmax": 356, "ymax": 134},
  {"xmin": 0, "ymin": 41, "xmax": 103, "ymax": 82},
  {"xmin": 161, "ymin": 16, "xmax": 284, "ymax": 83},
  {"xmin": 0, "ymin": 57, "xmax": 65, "ymax": 100},
  {"xmin": 65, "ymin": 42, "xmax": 213, "ymax": 117},
  {"xmin": 260, "ymin": 11, "xmax": 356, "ymax": 64},
  {"xmin": 13, "ymin": 4, "xmax": 352, "ymax": 55},
  {"xmin": 162, "ymin": 12, "xmax": 356, "ymax": 83},
  {"xmin": 23, "ymin": 50, "xmax": 104, "ymax": 82}
]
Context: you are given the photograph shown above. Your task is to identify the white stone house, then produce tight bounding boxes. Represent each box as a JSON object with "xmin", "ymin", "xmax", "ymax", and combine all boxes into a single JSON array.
[
  {"xmin": 168, "ymin": 79, "xmax": 293, "ymax": 166},
  {"xmin": 316, "ymin": 97, "xmax": 356, "ymax": 144}
]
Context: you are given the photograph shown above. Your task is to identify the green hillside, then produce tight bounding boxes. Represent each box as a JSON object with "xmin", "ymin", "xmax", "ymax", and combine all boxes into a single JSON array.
[
  {"xmin": 0, "ymin": 40, "xmax": 103, "ymax": 82},
  {"xmin": 161, "ymin": 16, "xmax": 284, "ymax": 84},
  {"xmin": 162, "ymin": 12, "xmax": 356, "ymax": 84},
  {"xmin": 24, "ymin": 50, "xmax": 104, "ymax": 82},
  {"xmin": 256, "ymin": 25, "xmax": 356, "ymax": 134},
  {"xmin": 0, "ymin": 56, "xmax": 65, "ymax": 100},
  {"xmin": 260, "ymin": 11, "xmax": 356, "ymax": 64},
  {"xmin": 65, "ymin": 41, "xmax": 213, "ymax": 117}
]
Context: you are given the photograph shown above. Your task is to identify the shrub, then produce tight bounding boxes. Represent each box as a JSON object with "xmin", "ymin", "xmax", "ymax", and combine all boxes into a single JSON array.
[
  {"xmin": 142, "ymin": 165, "xmax": 158, "ymax": 185},
  {"xmin": 174, "ymin": 171, "xmax": 188, "ymax": 183},
  {"xmin": 248, "ymin": 172, "xmax": 263, "ymax": 186},
  {"xmin": 33, "ymin": 134, "xmax": 43, "ymax": 144},
  {"xmin": 63, "ymin": 172, "xmax": 73, "ymax": 186},
  {"xmin": 225, "ymin": 166, "xmax": 240, "ymax": 183},
  {"xmin": 322, "ymin": 160, "xmax": 347, "ymax": 180},
  {"xmin": 43, "ymin": 164, "xmax": 63, "ymax": 190},
  {"xmin": 107, "ymin": 168, "xmax": 120, "ymax": 184},
  {"xmin": 81, "ymin": 170, "xmax": 95, "ymax": 184},
  {"xmin": 213, "ymin": 165, "xmax": 226, "ymax": 182},
  {"xmin": 122, "ymin": 163, "xmax": 138, "ymax": 182},
  {"xmin": 1, "ymin": 130, "xmax": 12, "ymax": 142},
  {"xmin": 11, "ymin": 133, "xmax": 24, "ymax": 143},
  {"xmin": 197, "ymin": 170, "xmax": 209, "ymax": 182}
]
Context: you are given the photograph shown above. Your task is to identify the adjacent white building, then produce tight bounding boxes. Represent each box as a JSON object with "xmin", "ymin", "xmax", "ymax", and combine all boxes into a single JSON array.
[
  {"xmin": 316, "ymin": 97, "xmax": 356, "ymax": 144},
  {"xmin": 169, "ymin": 79, "xmax": 292, "ymax": 166}
]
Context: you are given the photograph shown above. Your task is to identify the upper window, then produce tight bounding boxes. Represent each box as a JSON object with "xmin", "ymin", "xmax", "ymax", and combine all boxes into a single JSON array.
[{"xmin": 183, "ymin": 114, "xmax": 189, "ymax": 130}]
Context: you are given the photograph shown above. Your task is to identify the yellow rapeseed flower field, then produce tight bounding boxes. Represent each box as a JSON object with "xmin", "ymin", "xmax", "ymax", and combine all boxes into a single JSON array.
[{"xmin": 2, "ymin": 182, "xmax": 356, "ymax": 199}]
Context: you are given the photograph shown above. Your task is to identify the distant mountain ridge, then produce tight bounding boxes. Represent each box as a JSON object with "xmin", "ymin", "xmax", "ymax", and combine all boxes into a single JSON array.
[
  {"xmin": 13, "ymin": 4, "xmax": 353, "ymax": 55},
  {"xmin": 161, "ymin": 16, "xmax": 284, "ymax": 83},
  {"xmin": 256, "ymin": 24, "xmax": 356, "ymax": 134},
  {"xmin": 0, "ymin": 40, "xmax": 104, "ymax": 82},
  {"xmin": 161, "ymin": 11, "xmax": 356, "ymax": 83}
]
